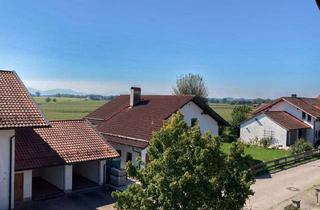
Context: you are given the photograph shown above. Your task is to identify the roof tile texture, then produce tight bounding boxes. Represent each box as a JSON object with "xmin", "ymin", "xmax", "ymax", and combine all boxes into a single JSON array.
[
  {"xmin": 0, "ymin": 70, "xmax": 48, "ymax": 128},
  {"xmin": 15, "ymin": 120, "xmax": 118, "ymax": 171},
  {"xmin": 265, "ymin": 111, "xmax": 311, "ymax": 130}
]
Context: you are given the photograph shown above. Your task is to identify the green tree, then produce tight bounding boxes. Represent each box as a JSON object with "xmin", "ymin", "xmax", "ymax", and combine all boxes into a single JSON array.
[
  {"xmin": 52, "ymin": 98, "xmax": 57, "ymax": 102},
  {"xmin": 35, "ymin": 91, "xmax": 40, "ymax": 97},
  {"xmin": 45, "ymin": 97, "xmax": 51, "ymax": 103},
  {"xmin": 230, "ymin": 105, "xmax": 252, "ymax": 137},
  {"xmin": 112, "ymin": 112, "xmax": 254, "ymax": 210},
  {"xmin": 173, "ymin": 73, "xmax": 209, "ymax": 103}
]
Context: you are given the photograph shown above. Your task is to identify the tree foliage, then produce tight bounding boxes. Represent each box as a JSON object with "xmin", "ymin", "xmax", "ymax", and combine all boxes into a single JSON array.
[
  {"xmin": 230, "ymin": 105, "xmax": 252, "ymax": 137},
  {"xmin": 112, "ymin": 112, "xmax": 254, "ymax": 210},
  {"xmin": 45, "ymin": 97, "xmax": 51, "ymax": 103},
  {"xmin": 173, "ymin": 73, "xmax": 209, "ymax": 103}
]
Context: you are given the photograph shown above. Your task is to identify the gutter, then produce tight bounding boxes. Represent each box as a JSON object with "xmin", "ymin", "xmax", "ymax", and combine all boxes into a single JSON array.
[{"xmin": 8, "ymin": 135, "xmax": 14, "ymax": 210}]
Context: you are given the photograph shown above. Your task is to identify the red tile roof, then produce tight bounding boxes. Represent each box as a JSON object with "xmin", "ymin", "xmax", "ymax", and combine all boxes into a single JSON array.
[
  {"xmin": 0, "ymin": 70, "xmax": 49, "ymax": 129},
  {"xmin": 86, "ymin": 95, "xmax": 227, "ymax": 148},
  {"xmin": 264, "ymin": 111, "xmax": 311, "ymax": 130},
  {"xmin": 15, "ymin": 120, "xmax": 119, "ymax": 171},
  {"xmin": 253, "ymin": 97, "xmax": 320, "ymax": 118}
]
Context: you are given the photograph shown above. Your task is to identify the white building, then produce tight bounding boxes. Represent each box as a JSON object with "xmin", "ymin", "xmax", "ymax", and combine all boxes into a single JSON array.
[
  {"xmin": 0, "ymin": 70, "xmax": 49, "ymax": 210},
  {"xmin": 240, "ymin": 95, "xmax": 320, "ymax": 148},
  {"xmin": 0, "ymin": 70, "xmax": 119, "ymax": 209},
  {"xmin": 86, "ymin": 87, "xmax": 228, "ymax": 168}
]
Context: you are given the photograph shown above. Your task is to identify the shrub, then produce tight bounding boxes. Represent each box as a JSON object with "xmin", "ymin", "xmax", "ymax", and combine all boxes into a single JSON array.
[
  {"xmin": 284, "ymin": 204, "xmax": 299, "ymax": 210},
  {"xmin": 259, "ymin": 137, "xmax": 272, "ymax": 148},
  {"xmin": 45, "ymin": 97, "xmax": 51, "ymax": 103},
  {"xmin": 289, "ymin": 138, "xmax": 313, "ymax": 154}
]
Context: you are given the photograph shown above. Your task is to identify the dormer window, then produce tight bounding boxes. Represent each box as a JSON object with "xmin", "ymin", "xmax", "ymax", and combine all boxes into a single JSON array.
[
  {"xmin": 307, "ymin": 115, "xmax": 312, "ymax": 122},
  {"xmin": 302, "ymin": 112, "xmax": 306, "ymax": 120}
]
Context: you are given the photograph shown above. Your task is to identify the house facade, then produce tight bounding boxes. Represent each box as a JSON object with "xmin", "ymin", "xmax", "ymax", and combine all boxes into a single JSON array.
[
  {"xmin": 0, "ymin": 70, "xmax": 118, "ymax": 209},
  {"xmin": 0, "ymin": 70, "xmax": 49, "ymax": 210},
  {"xmin": 240, "ymin": 95, "xmax": 320, "ymax": 148},
  {"xmin": 86, "ymin": 87, "xmax": 228, "ymax": 168}
]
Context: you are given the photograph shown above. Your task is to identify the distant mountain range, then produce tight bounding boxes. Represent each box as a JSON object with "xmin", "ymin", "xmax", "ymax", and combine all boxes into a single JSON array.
[{"xmin": 28, "ymin": 87, "xmax": 85, "ymax": 96}]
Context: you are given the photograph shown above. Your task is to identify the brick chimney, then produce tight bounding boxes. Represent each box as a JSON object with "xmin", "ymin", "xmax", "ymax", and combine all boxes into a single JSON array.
[{"xmin": 130, "ymin": 87, "xmax": 141, "ymax": 107}]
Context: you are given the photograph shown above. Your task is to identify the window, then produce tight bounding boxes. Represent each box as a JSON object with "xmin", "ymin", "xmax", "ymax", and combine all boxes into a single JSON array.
[
  {"xmin": 126, "ymin": 152, "xmax": 132, "ymax": 162},
  {"xmin": 191, "ymin": 118, "xmax": 198, "ymax": 126},
  {"xmin": 307, "ymin": 115, "xmax": 312, "ymax": 122},
  {"xmin": 117, "ymin": 150, "xmax": 122, "ymax": 157},
  {"xmin": 302, "ymin": 112, "xmax": 306, "ymax": 119}
]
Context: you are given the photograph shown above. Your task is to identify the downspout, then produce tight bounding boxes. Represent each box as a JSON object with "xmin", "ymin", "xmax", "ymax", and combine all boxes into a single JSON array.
[{"xmin": 9, "ymin": 135, "xmax": 14, "ymax": 210}]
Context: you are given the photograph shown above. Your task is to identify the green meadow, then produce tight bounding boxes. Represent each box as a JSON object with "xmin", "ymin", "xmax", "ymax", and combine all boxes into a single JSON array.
[{"xmin": 33, "ymin": 97, "xmax": 107, "ymax": 120}]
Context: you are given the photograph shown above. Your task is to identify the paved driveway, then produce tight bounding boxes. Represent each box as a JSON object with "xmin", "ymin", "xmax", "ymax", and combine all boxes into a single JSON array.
[
  {"xmin": 16, "ymin": 188, "xmax": 116, "ymax": 210},
  {"xmin": 246, "ymin": 159, "xmax": 320, "ymax": 210}
]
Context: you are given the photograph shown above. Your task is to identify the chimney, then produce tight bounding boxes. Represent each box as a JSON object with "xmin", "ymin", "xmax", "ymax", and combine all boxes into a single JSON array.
[
  {"xmin": 130, "ymin": 87, "xmax": 141, "ymax": 107},
  {"xmin": 291, "ymin": 94, "xmax": 297, "ymax": 98}
]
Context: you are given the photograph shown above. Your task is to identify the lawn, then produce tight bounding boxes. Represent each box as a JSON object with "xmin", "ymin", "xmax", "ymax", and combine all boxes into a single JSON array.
[
  {"xmin": 34, "ymin": 97, "xmax": 107, "ymax": 120},
  {"xmin": 209, "ymin": 103, "xmax": 236, "ymax": 122},
  {"xmin": 221, "ymin": 142, "xmax": 290, "ymax": 162}
]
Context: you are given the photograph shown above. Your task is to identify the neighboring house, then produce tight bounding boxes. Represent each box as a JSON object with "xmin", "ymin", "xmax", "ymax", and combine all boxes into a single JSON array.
[
  {"xmin": 0, "ymin": 70, "xmax": 118, "ymax": 209},
  {"xmin": 86, "ymin": 87, "xmax": 228, "ymax": 168},
  {"xmin": 240, "ymin": 95, "xmax": 320, "ymax": 148}
]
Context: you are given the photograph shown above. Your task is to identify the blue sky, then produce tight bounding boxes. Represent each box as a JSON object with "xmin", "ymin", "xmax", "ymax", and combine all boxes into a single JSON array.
[{"xmin": 0, "ymin": 0, "xmax": 319, "ymax": 98}]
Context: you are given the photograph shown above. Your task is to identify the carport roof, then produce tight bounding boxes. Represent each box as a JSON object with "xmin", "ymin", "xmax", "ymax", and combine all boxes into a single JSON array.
[
  {"xmin": 264, "ymin": 111, "xmax": 311, "ymax": 130},
  {"xmin": 15, "ymin": 119, "xmax": 119, "ymax": 171}
]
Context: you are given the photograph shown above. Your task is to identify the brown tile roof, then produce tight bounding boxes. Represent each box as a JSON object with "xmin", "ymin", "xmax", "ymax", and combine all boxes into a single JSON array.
[
  {"xmin": 264, "ymin": 111, "xmax": 311, "ymax": 130},
  {"xmin": 253, "ymin": 97, "xmax": 320, "ymax": 118},
  {"xmin": 0, "ymin": 70, "xmax": 49, "ymax": 129},
  {"xmin": 15, "ymin": 120, "xmax": 119, "ymax": 171},
  {"xmin": 86, "ymin": 95, "xmax": 228, "ymax": 148}
]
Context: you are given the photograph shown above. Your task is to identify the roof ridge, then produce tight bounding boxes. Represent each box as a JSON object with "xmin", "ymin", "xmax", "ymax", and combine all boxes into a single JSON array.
[
  {"xmin": 50, "ymin": 119, "xmax": 86, "ymax": 122},
  {"xmin": 0, "ymin": 69, "xmax": 15, "ymax": 73}
]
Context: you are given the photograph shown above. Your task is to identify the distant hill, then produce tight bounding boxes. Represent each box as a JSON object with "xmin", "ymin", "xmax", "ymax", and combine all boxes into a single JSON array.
[{"xmin": 28, "ymin": 87, "xmax": 85, "ymax": 96}]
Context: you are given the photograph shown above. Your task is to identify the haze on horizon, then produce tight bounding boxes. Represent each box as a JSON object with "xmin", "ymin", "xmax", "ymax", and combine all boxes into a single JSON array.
[{"xmin": 0, "ymin": 0, "xmax": 319, "ymax": 99}]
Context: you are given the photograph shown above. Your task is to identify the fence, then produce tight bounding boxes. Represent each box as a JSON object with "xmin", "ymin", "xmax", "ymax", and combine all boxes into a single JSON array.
[{"xmin": 250, "ymin": 148, "xmax": 320, "ymax": 175}]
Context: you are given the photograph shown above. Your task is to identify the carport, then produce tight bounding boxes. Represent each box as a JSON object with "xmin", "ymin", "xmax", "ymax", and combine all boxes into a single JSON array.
[
  {"xmin": 14, "ymin": 120, "xmax": 119, "ymax": 203},
  {"xmin": 73, "ymin": 160, "xmax": 106, "ymax": 190}
]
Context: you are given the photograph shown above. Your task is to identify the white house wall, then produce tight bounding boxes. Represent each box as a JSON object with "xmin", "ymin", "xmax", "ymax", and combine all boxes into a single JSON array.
[
  {"xmin": 73, "ymin": 161, "xmax": 100, "ymax": 184},
  {"xmin": 240, "ymin": 113, "xmax": 288, "ymax": 147},
  {"xmin": 111, "ymin": 143, "xmax": 144, "ymax": 169},
  {"xmin": 180, "ymin": 101, "xmax": 219, "ymax": 136},
  {"xmin": 0, "ymin": 129, "xmax": 15, "ymax": 210},
  {"xmin": 268, "ymin": 101, "xmax": 314, "ymax": 143},
  {"xmin": 39, "ymin": 165, "xmax": 72, "ymax": 192}
]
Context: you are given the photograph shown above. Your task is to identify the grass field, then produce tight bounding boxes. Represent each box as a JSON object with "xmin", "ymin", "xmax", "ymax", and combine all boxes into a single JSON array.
[
  {"xmin": 210, "ymin": 103, "xmax": 236, "ymax": 122},
  {"xmin": 35, "ymin": 97, "xmax": 237, "ymax": 122},
  {"xmin": 221, "ymin": 142, "xmax": 290, "ymax": 162},
  {"xmin": 34, "ymin": 97, "xmax": 107, "ymax": 120}
]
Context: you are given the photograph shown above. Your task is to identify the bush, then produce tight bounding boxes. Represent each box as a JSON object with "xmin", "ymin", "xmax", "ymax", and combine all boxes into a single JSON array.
[
  {"xmin": 284, "ymin": 204, "xmax": 299, "ymax": 210},
  {"xmin": 289, "ymin": 138, "xmax": 313, "ymax": 154},
  {"xmin": 259, "ymin": 137, "xmax": 272, "ymax": 148},
  {"xmin": 45, "ymin": 97, "xmax": 51, "ymax": 103}
]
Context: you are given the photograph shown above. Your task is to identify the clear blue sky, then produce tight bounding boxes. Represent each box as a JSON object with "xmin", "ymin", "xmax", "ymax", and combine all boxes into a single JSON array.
[{"xmin": 0, "ymin": 0, "xmax": 319, "ymax": 98}]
